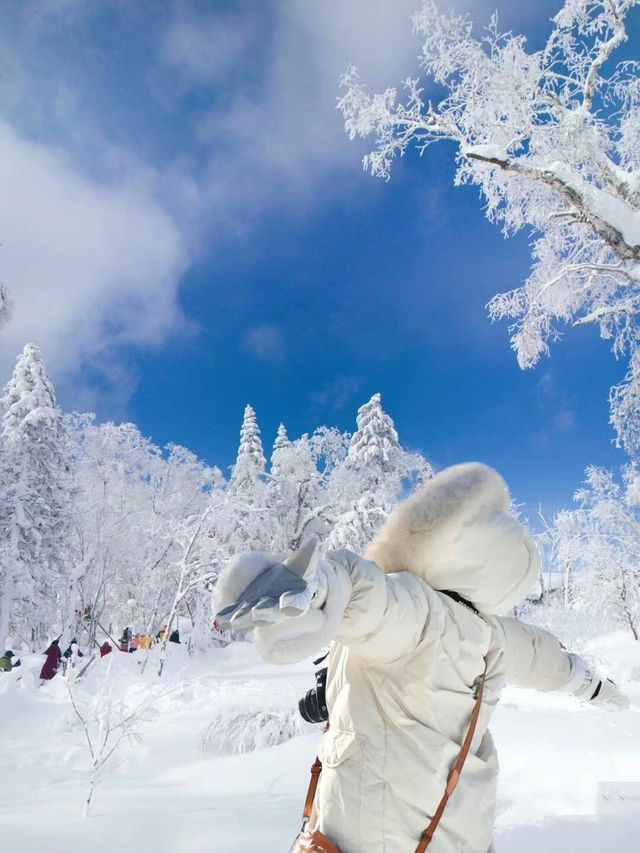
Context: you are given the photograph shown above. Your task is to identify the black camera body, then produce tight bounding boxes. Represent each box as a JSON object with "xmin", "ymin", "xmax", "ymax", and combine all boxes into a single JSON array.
[{"xmin": 298, "ymin": 666, "xmax": 328, "ymax": 723}]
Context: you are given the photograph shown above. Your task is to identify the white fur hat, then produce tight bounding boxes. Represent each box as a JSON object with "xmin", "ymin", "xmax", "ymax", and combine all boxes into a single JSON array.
[{"xmin": 366, "ymin": 462, "xmax": 539, "ymax": 615}]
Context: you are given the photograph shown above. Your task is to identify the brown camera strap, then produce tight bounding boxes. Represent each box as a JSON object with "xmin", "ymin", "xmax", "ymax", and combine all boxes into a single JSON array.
[
  {"xmin": 299, "ymin": 661, "xmax": 488, "ymax": 852},
  {"xmin": 301, "ymin": 756, "xmax": 323, "ymax": 829},
  {"xmin": 415, "ymin": 661, "xmax": 488, "ymax": 852}
]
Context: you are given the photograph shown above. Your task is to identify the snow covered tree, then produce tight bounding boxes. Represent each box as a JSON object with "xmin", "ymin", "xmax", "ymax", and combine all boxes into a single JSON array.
[
  {"xmin": 270, "ymin": 429, "xmax": 323, "ymax": 551},
  {"xmin": 344, "ymin": 393, "xmax": 405, "ymax": 483},
  {"xmin": 328, "ymin": 394, "xmax": 431, "ymax": 552},
  {"xmin": 270, "ymin": 423, "xmax": 292, "ymax": 477},
  {"xmin": 0, "ymin": 344, "xmax": 73, "ymax": 648},
  {"xmin": 339, "ymin": 0, "xmax": 640, "ymax": 453},
  {"xmin": 550, "ymin": 466, "xmax": 640, "ymax": 640},
  {"xmin": 221, "ymin": 405, "xmax": 274, "ymax": 556},
  {"xmin": 66, "ymin": 418, "xmax": 166, "ymax": 646},
  {"xmin": 66, "ymin": 416, "xmax": 221, "ymax": 649},
  {"xmin": 269, "ymin": 422, "xmax": 295, "ymax": 542},
  {"xmin": 230, "ymin": 405, "xmax": 266, "ymax": 493}
]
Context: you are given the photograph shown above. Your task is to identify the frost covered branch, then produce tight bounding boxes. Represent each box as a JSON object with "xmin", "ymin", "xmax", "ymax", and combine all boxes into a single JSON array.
[{"xmin": 339, "ymin": 0, "xmax": 640, "ymax": 451}]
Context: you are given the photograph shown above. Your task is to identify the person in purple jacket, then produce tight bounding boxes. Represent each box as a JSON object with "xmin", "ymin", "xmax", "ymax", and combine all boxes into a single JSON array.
[{"xmin": 39, "ymin": 639, "xmax": 62, "ymax": 683}]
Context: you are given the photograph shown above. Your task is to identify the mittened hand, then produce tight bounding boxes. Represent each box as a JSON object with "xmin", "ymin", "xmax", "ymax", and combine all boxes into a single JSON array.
[
  {"xmin": 215, "ymin": 538, "xmax": 326, "ymax": 632},
  {"xmin": 588, "ymin": 677, "xmax": 630, "ymax": 712}
]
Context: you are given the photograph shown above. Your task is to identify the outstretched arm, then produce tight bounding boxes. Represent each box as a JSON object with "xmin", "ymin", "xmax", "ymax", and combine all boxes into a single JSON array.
[
  {"xmin": 325, "ymin": 548, "xmax": 432, "ymax": 663},
  {"xmin": 497, "ymin": 616, "xmax": 629, "ymax": 711},
  {"xmin": 214, "ymin": 540, "xmax": 432, "ymax": 665}
]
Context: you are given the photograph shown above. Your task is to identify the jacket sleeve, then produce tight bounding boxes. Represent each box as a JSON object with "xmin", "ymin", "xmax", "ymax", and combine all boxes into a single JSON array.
[
  {"xmin": 325, "ymin": 549, "xmax": 433, "ymax": 663},
  {"xmin": 496, "ymin": 616, "xmax": 585, "ymax": 692}
]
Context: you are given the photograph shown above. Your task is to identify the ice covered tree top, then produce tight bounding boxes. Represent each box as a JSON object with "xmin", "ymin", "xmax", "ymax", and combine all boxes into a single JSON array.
[
  {"xmin": 272, "ymin": 423, "xmax": 291, "ymax": 453},
  {"xmin": 1, "ymin": 343, "xmax": 60, "ymax": 444}
]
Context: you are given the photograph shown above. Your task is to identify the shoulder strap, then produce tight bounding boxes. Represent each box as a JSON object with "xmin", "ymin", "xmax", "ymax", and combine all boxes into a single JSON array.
[
  {"xmin": 299, "ymin": 756, "xmax": 323, "ymax": 833},
  {"xmin": 415, "ymin": 660, "xmax": 488, "ymax": 852}
]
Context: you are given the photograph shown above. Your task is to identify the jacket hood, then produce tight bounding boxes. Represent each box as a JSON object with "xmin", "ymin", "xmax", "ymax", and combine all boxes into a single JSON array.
[{"xmin": 365, "ymin": 462, "xmax": 539, "ymax": 615}]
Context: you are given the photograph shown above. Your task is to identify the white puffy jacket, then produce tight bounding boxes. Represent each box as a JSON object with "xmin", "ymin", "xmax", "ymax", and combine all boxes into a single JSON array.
[
  {"xmin": 214, "ymin": 463, "xmax": 619, "ymax": 853},
  {"xmin": 314, "ymin": 550, "xmax": 582, "ymax": 853}
]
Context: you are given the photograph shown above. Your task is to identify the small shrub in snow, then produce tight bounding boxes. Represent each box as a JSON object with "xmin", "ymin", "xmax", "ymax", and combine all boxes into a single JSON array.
[{"xmin": 199, "ymin": 705, "xmax": 305, "ymax": 755}]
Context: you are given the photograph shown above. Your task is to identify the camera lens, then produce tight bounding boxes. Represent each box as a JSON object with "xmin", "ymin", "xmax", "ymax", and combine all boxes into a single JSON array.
[{"xmin": 298, "ymin": 667, "xmax": 328, "ymax": 724}]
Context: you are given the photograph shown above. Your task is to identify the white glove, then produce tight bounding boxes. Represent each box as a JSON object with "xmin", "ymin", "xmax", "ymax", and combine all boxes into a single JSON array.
[
  {"xmin": 568, "ymin": 653, "xmax": 630, "ymax": 712},
  {"xmin": 213, "ymin": 539, "xmax": 350, "ymax": 664},
  {"xmin": 215, "ymin": 538, "xmax": 327, "ymax": 631}
]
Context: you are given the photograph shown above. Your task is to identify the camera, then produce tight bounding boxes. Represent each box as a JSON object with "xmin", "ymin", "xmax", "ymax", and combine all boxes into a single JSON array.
[{"xmin": 298, "ymin": 666, "xmax": 328, "ymax": 723}]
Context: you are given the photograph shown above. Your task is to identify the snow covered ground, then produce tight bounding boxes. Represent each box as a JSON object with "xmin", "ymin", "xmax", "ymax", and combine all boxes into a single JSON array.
[{"xmin": 1, "ymin": 635, "xmax": 639, "ymax": 852}]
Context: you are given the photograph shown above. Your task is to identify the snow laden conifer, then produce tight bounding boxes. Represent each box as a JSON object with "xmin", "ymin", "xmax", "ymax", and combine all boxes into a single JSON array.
[
  {"xmin": 328, "ymin": 393, "xmax": 430, "ymax": 553},
  {"xmin": 0, "ymin": 344, "xmax": 73, "ymax": 647},
  {"xmin": 270, "ymin": 423, "xmax": 292, "ymax": 478},
  {"xmin": 231, "ymin": 405, "xmax": 266, "ymax": 492},
  {"xmin": 223, "ymin": 405, "xmax": 274, "ymax": 554},
  {"xmin": 269, "ymin": 423, "xmax": 295, "ymax": 545},
  {"xmin": 345, "ymin": 393, "xmax": 401, "ymax": 483}
]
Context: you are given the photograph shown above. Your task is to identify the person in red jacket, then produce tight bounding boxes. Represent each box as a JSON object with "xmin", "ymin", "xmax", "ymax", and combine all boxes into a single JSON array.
[
  {"xmin": 39, "ymin": 639, "xmax": 62, "ymax": 682},
  {"xmin": 99, "ymin": 641, "xmax": 113, "ymax": 657}
]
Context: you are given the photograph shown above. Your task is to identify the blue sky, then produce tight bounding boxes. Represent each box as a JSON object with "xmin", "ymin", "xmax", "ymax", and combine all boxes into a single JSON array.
[{"xmin": 0, "ymin": 0, "xmax": 637, "ymax": 517}]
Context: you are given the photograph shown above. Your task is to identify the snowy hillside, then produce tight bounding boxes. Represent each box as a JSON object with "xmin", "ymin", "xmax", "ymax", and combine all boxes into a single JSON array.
[{"xmin": 1, "ymin": 635, "xmax": 639, "ymax": 853}]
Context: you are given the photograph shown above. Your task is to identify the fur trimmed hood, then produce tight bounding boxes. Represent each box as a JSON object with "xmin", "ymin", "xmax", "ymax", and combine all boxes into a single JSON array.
[{"xmin": 365, "ymin": 462, "xmax": 539, "ymax": 615}]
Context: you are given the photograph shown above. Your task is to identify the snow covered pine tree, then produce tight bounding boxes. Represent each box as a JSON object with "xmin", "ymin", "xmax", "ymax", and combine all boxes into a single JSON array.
[
  {"xmin": 328, "ymin": 393, "xmax": 430, "ymax": 552},
  {"xmin": 0, "ymin": 344, "xmax": 73, "ymax": 649},
  {"xmin": 225, "ymin": 404, "xmax": 275, "ymax": 554}
]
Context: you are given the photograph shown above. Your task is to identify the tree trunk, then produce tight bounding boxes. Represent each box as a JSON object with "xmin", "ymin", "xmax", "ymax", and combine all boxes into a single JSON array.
[
  {"xmin": 563, "ymin": 559, "xmax": 572, "ymax": 608},
  {"xmin": 620, "ymin": 578, "xmax": 639, "ymax": 641},
  {"xmin": 84, "ymin": 771, "xmax": 96, "ymax": 817}
]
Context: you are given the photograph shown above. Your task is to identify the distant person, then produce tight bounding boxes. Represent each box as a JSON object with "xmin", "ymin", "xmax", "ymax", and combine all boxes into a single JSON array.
[
  {"xmin": 63, "ymin": 638, "xmax": 84, "ymax": 663},
  {"xmin": 129, "ymin": 633, "xmax": 140, "ymax": 652},
  {"xmin": 169, "ymin": 628, "xmax": 180, "ymax": 644},
  {"xmin": 39, "ymin": 639, "xmax": 62, "ymax": 683},
  {"xmin": 0, "ymin": 650, "xmax": 21, "ymax": 671},
  {"xmin": 99, "ymin": 641, "xmax": 113, "ymax": 658},
  {"xmin": 119, "ymin": 627, "xmax": 132, "ymax": 652}
]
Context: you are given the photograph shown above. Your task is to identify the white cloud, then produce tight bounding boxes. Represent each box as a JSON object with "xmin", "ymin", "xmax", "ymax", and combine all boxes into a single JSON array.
[
  {"xmin": 0, "ymin": 0, "xmax": 550, "ymax": 415},
  {"xmin": 242, "ymin": 324, "xmax": 284, "ymax": 361},
  {"xmin": 0, "ymin": 120, "xmax": 188, "ymax": 410},
  {"xmin": 308, "ymin": 376, "xmax": 362, "ymax": 415},
  {"xmin": 162, "ymin": 0, "xmax": 425, "ymax": 232},
  {"xmin": 536, "ymin": 371, "xmax": 575, "ymax": 433},
  {"xmin": 160, "ymin": 7, "xmax": 256, "ymax": 83},
  {"xmin": 161, "ymin": 0, "xmax": 539, "ymax": 234}
]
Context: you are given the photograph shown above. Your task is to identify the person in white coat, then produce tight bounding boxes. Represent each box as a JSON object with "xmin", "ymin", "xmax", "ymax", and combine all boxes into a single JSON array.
[{"xmin": 215, "ymin": 463, "xmax": 629, "ymax": 853}]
